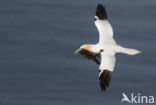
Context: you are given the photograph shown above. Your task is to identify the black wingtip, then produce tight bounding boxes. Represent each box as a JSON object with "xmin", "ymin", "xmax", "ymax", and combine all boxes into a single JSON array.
[
  {"xmin": 99, "ymin": 70, "xmax": 112, "ymax": 91},
  {"xmin": 95, "ymin": 4, "xmax": 107, "ymax": 20}
]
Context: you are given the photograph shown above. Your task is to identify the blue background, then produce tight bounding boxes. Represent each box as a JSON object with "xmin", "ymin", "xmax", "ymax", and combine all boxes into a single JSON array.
[{"xmin": 0, "ymin": 0, "xmax": 156, "ymax": 105}]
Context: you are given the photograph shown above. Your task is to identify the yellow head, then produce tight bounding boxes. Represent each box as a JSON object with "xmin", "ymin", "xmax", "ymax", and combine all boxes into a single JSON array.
[
  {"xmin": 74, "ymin": 44, "xmax": 93, "ymax": 54},
  {"xmin": 80, "ymin": 44, "xmax": 92, "ymax": 51}
]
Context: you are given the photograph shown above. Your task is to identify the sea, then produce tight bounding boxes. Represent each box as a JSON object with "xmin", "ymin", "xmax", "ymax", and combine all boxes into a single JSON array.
[{"xmin": 0, "ymin": 0, "xmax": 156, "ymax": 105}]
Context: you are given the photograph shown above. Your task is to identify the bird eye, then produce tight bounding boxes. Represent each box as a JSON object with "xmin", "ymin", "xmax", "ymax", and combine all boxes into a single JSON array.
[{"xmin": 94, "ymin": 18, "xmax": 97, "ymax": 21}]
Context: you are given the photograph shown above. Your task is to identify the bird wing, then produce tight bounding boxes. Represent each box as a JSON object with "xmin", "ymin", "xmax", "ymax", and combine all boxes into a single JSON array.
[
  {"xmin": 98, "ymin": 52, "xmax": 116, "ymax": 91},
  {"xmin": 95, "ymin": 4, "xmax": 116, "ymax": 44}
]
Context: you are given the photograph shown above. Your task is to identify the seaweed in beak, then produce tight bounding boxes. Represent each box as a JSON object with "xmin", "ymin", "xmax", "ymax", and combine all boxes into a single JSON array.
[{"xmin": 75, "ymin": 49, "xmax": 100, "ymax": 65}]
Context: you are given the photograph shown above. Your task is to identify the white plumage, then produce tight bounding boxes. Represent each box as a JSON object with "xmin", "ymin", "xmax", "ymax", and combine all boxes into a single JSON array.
[
  {"xmin": 75, "ymin": 4, "xmax": 141, "ymax": 91},
  {"xmin": 99, "ymin": 52, "xmax": 116, "ymax": 72},
  {"xmin": 95, "ymin": 17, "xmax": 115, "ymax": 44},
  {"xmin": 94, "ymin": 18, "xmax": 116, "ymax": 73}
]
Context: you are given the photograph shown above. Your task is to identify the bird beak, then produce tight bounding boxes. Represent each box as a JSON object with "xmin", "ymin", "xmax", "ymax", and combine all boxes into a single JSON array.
[{"xmin": 74, "ymin": 48, "xmax": 81, "ymax": 54}]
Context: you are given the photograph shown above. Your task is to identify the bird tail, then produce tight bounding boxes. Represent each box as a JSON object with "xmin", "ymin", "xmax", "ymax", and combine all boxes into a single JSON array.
[{"xmin": 116, "ymin": 45, "xmax": 141, "ymax": 55}]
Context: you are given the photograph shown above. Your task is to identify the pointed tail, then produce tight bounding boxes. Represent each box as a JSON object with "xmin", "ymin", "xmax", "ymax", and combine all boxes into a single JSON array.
[{"xmin": 116, "ymin": 45, "xmax": 141, "ymax": 55}]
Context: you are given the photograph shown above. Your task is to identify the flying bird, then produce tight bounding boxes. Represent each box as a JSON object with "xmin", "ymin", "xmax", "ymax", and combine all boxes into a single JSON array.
[{"xmin": 74, "ymin": 4, "xmax": 141, "ymax": 91}]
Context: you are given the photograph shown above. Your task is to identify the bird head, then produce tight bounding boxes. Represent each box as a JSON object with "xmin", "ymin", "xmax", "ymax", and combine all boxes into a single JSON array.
[{"xmin": 74, "ymin": 44, "xmax": 92, "ymax": 54}]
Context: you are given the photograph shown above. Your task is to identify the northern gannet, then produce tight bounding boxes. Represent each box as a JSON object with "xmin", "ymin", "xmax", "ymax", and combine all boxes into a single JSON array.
[{"xmin": 75, "ymin": 4, "xmax": 141, "ymax": 91}]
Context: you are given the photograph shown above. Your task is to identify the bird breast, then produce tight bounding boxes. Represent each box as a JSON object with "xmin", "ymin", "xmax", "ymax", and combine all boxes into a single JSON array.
[{"xmin": 92, "ymin": 44, "xmax": 116, "ymax": 55}]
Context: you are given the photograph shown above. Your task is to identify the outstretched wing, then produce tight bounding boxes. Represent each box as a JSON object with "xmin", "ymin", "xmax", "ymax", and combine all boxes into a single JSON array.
[
  {"xmin": 95, "ymin": 4, "xmax": 107, "ymax": 20},
  {"xmin": 95, "ymin": 4, "xmax": 116, "ymax": 44},
  {"xmin": 99, "ymin": 52, "xmax": 116, "ymax": 91}
]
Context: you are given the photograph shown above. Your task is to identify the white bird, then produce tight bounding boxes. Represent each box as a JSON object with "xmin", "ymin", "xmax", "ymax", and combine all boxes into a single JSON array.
[{"xmin": 75, "ymin": 4, "xmax": 141, "ymax": 91}]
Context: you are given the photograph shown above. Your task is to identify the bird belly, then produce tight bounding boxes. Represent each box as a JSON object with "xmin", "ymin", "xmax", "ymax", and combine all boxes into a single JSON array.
[{"xmin": 100, "ymin": 44, "xmax": 116, "ymax": 55}]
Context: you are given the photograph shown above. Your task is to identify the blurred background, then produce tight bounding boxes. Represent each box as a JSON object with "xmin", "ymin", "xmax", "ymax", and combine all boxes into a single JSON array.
[{"xmin": 0, "ymin": 0, "xmax": 156, "ymax": 105}]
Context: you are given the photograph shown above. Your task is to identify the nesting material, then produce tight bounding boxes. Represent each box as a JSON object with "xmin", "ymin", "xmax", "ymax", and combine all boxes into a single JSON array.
[{"xmin": 78, "ymin": 49, "xmax": 100, "ymax": 65}]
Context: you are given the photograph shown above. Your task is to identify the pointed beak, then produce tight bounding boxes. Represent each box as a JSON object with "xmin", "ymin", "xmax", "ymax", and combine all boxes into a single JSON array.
[{"xmin": 74, "ymin": 48, "xmax": 81, "ymax": 54}]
